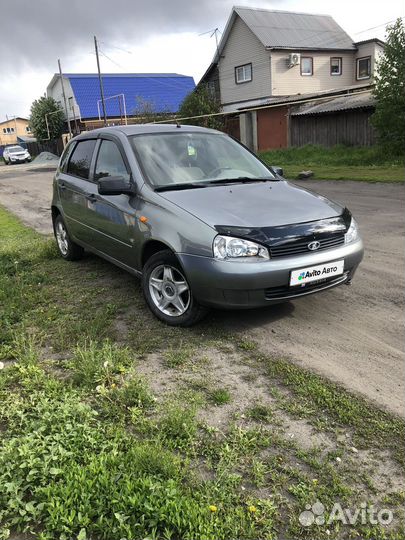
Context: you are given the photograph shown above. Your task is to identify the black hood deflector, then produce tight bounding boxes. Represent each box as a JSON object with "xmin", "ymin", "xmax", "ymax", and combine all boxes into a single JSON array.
[{"xmin": 215, "ymin": 208, "xmax": 351, "ymax": 246}]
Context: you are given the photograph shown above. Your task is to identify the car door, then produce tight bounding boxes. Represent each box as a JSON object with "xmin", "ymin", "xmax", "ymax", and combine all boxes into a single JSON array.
[
  {"xmin": 58, "ymin": 138, "xmax": 98, "ymax": 243},
  {"xmin": 88, "ymin": 137, "xmax": 139, "ymax": 267}
]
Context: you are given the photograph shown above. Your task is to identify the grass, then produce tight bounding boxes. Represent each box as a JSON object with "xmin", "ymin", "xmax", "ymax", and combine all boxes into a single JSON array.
[
  {"xmin": 1, "ymin": 204, "xmax": 405, "ymax": 540},
  {"xmin": 260, "ymin": 144, "xmax": 405, "ymax": 182}
]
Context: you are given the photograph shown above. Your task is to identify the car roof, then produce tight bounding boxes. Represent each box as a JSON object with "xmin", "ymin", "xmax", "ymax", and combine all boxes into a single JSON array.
[{"xmin": 73, "ymin": 123, "xmax": 224, "ymax": 141}]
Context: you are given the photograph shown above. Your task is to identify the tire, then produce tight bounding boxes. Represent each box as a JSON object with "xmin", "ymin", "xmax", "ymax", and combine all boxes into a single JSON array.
[
  {"xmin": 142, "ymin": 249, "xmax": 208, "ymax": 327},
  {"xmin": 54, "ymin": 214, "xmax": 84, "ymax": 261}
]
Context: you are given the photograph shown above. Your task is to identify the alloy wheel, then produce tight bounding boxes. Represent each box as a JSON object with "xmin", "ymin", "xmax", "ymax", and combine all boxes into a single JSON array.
[{"xmin": 148, "ymin": 264, "xmax": 190, "ymax": 317}]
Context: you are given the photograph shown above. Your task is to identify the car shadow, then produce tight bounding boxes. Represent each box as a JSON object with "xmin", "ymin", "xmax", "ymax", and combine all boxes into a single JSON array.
[
  {"xmin": 203, "ymin": 301, "xmax": 296, "ymax": 333},
  {"xmin": 81, "ymin": 252, "xmax": 296, "ymax": 332}
]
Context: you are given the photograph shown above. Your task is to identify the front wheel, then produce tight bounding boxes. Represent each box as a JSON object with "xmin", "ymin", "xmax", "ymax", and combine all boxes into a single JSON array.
[
  {"xmin": 54, "ymin": 214, "xmax": 84, "ymax": 261},
  {"xmin": 142, "ymin": 250, "xmax": 208, "ymax": 326}
]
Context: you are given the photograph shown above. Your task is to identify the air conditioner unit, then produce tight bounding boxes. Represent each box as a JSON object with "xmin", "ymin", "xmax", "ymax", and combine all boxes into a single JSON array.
[{"xmin": 288, "ymin": 53, "xmax": 301, "ymax": 67}]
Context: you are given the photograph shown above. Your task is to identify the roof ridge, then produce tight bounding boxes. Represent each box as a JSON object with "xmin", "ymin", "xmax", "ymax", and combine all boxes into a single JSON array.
[
  {"xmin": 233, "ymin": 6, "xmax": 334, "ymax": 18},
  {"xmin": 58, "ymin": 73, "xmax": 192, "ymax": 78}
]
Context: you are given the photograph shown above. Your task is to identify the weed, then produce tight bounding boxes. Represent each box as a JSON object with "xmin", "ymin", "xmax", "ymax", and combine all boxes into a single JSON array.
[
  {"xmin": 247, "ymin": 404, "xmax": 273, "ymax": 422},
  {"xmin": 209, "ymin": 387, "xmax": 231, "ymax": 405}
]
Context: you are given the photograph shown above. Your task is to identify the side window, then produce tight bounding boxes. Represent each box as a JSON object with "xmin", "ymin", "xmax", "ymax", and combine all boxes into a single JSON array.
[
  {"xmin": 67, "ymin": 140, "xmax": 96, "ymax": 179},
  {"xmin": 59, "ymin": 141, "xmax": 76, "ymax": 172},
  {"xmin": 94, "ymin": 140, "xmax": 130, "ymax": 182}
]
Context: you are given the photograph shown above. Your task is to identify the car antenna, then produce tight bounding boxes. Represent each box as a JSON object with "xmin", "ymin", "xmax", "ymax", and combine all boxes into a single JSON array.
[{"xmin": 176, "ymin": 121, "xmax": 181, "ymax": 128}]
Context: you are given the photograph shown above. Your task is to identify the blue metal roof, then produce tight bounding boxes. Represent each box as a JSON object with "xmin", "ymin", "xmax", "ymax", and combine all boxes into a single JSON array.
[{"xmin": 66, "ymin": 73, "xmax": 195, "ymax": 119}]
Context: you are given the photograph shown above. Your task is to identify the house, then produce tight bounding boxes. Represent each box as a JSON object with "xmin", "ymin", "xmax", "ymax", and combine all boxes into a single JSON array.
[
  {"xmin": 46, "ymin": 73, "xmax": 195, "ymax": 131},
  {"xmin": 0, "ymin": 117, "xmax": 33, "ymax": 146},
  {"xmin": 199, "ymin": 7, "xmax": 384, "ymax": 111}
]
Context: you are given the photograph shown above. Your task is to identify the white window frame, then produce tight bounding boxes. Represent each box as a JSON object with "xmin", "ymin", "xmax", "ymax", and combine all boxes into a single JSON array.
[
  {"xmin": 235, "ymin": 63, "xmax": 252, "ymax": 84},
  {"xmin": 300, "ymin": 57, "xmax": 313, "ymax": 76},
  {"xmin": 356, "ymin": 56, "xmax": 371, "ymax": 80},
  {"xmin": 330, "ymin": 57, "xmax": 342, "ymax": 76}
]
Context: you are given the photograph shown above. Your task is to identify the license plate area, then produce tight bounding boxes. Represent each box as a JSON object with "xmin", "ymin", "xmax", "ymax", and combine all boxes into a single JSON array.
[{"xmin": 290, "ymin": 260, "xmax": 344, "ymax": 287}]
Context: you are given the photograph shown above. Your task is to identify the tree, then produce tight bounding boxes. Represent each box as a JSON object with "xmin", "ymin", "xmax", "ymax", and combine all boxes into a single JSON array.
[
  {"xmin": 131, "ymin": 96, "xmax": 170, "ymax": 124},
  {"xmin": 30, "ymin": 96, "xmax": 65, "ymax": 142},
  {"xmin": 178, "ymin": 85, "xmax": 222, "ymax": 130},
  {"xmin": 372, "ymin": 18, "xmax": 405, "ymax": 155}
]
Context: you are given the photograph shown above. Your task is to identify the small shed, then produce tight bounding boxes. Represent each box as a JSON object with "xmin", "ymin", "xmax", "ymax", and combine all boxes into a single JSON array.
[{"xmin": 289, "ymin": 91, "xmax": 376, "ymax": 146}]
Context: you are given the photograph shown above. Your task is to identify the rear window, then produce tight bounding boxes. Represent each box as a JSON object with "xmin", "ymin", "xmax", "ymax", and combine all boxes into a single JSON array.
[{"xmin": 67, "ymin": 140, "xmax": 97, "ymax": 179}]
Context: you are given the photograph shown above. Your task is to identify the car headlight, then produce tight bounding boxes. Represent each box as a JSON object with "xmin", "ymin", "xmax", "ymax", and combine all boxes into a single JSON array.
[
  {"xmin": 213, "ymin": 235, "xmax": 270, "ymax": 260},
  {"xmin": 345, "ymin": 218, "xmax": 359, "ymax": 244}
]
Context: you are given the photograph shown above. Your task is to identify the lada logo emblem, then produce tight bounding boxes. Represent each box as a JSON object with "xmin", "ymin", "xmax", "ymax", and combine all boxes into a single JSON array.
[{"xmin": 308, "ymin": 241, "xmax": 321, "ymax": 251}]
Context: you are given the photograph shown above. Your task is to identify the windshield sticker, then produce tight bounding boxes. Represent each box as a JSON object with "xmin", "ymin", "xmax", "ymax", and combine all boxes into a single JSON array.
[{"xmin": 187, "ymin": 143, "xmax": 197, "ymax": 157}]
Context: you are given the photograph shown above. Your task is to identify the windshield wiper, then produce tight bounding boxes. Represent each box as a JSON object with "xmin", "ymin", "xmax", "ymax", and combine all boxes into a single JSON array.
[
  {"xmin": 205, "ymin": 177, "xmax": 277, "ymax": 185},
  {"xmin": 154, "ymin": 182, "xmax": 209, "ymax": 192}
]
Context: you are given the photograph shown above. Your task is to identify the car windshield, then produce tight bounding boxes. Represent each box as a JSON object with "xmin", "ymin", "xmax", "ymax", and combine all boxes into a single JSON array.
[
  {"xmin": 8, "ymin": 146, "xmax": 24, "ymax": 153},
  {"xmin": 130, "ymin": 132, "xmax": 275, "ymax": 188}
]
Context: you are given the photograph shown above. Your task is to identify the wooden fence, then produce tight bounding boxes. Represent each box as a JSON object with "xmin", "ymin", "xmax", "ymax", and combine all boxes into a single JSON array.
[{"xmin": 290, "ymin": 109, "xmax": 376, "ymax": 147}]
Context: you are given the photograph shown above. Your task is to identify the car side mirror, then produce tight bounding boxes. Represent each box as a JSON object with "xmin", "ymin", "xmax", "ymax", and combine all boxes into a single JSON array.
[
  {"xmin": 97, "ymin": 175, "xmax": 135, "ymax": 196},
  {"xmin": 271, "ymin": 166, "xmax": 284, "ymax": 177}
]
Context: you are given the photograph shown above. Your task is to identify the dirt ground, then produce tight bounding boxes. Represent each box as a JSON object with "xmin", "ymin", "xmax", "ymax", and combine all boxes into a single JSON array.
[{"xmin": 0, "ymin": 166, "xmax": 404, "ymax": 417}]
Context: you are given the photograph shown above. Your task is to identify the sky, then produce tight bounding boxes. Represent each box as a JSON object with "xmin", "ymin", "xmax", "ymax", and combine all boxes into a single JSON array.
[{"xmin": 1, "ymin": 0, "xmax": 404, "ymax": 121}]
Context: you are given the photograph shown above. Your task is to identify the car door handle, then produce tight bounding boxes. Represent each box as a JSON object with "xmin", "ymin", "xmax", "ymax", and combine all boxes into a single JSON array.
[
  {"xmin": 59, "ymin": 183, "xmax": 66, "ymax": 191},
  {"xmin": 86, "ymin": 194, "xmax": 97, "ymax": 203}
]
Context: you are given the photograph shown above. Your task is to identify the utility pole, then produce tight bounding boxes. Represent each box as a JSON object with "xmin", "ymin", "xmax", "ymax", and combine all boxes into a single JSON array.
[
  {"xmin": 58, "ymin": 59, "xmax": 72, "ymax": 138},
  {"xmin": 94, "ymin": 35, "xmax": 107, "ymax": 126}
]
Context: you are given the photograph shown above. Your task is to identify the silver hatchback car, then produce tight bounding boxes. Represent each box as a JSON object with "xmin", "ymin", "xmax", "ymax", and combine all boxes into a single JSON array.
[{"xmin": 52, "ymin": 125, "xmax": 364, "ymax": 326}]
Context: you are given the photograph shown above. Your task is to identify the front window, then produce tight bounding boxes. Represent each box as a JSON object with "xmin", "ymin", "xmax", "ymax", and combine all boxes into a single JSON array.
[
  {"xmin": 131, "ymin": 132, "xmax": 274, "ymax": 188},
  {"xmin": 301, "ymin": 57, "xmax": 313, "ymax": 76},
  {"xmin": 235, "ymin": 63, "xmax": 252, "ymax": 84},
  {"xmin": 330, "ymin": 57, "xmax": 342, "ymax": 76},
  {"xmin": 95, "ymin": 140, "xmax": 130, "ymax": 182},
  {"xmin": 357, "ymin": 56, "xmax": 371, "ymax": 80},
  {"xmin": 8, "ymin": 146, "xmax": 24, "ymax": 154}
]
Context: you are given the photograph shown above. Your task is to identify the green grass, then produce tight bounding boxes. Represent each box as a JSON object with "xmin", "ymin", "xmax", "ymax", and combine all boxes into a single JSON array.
[
  {"xmin": 1, "ymin": 204, "xmax": 405, "ymax": 540},
  {"xmin": 261, "ymin": 354, "xmax": 405, "ymax": 464},
  {"xmin": 209, "ymin": 387, "xmax": 231, "ymax": 405},
  {"xmin": 260, "ymin": 144, "xmax": 405, "ymax": 182}
]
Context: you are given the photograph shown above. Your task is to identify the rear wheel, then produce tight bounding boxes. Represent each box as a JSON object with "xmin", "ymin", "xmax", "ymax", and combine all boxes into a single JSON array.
[
  {"xmin": 142, "ymin": 250, "xmax": 208, "ymax": 326},
  {"xmin": 54, "ymin": 214, "xmax": 84, "ymax": 261}
]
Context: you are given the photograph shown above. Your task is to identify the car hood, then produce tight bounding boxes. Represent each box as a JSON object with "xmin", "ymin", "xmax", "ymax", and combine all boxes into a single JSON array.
[{"xmin": 158, "ymin": 180, "xmax": 344, "ymax": 228}]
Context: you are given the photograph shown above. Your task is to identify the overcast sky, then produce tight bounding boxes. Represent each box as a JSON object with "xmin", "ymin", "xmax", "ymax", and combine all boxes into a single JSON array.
[{"xmin": 1, "ymin": 0, "xmax": 404, "ymax": 120}]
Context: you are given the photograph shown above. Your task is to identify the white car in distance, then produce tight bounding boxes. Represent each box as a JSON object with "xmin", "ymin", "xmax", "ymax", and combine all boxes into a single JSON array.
[{"xmin": 3, "ymin": 145, "xmax": 32, "ymax": 164}]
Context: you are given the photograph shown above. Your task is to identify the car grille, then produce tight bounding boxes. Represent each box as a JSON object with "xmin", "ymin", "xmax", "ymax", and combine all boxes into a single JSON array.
[
  {"xmin": 270, "ymin": 234, "xmax": 345, "ymax": 259},
  {"xmin": 265, "ymin": 272, "xmax": 349, "ymax": 300}
]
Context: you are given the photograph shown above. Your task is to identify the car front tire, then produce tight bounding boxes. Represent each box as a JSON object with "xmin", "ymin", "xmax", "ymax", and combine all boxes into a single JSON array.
[
  {"xmin": 142, "ymin": 249, "xmax": 208, "ymax": 327},
  {"xmin": 54, "ymin": 214, "xmax": 84, "ymax": 261}
]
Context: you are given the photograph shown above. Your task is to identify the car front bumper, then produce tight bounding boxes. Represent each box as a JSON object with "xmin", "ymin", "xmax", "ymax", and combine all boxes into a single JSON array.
[
  {"xmin": 10, "ymin": 157, "xmax": 29, "ymax": 162},
  {"xmin": 177, "ymin": 238, "xmax": 364, "ymax": 309}
]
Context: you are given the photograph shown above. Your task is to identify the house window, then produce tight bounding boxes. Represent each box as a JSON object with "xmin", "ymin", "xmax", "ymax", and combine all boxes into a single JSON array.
[
  {"xmin": 235, "ymin": 63, "xmax": 252, "ymax": 84},
  {"xmin": 357, "ymin": 56, "xmax": 371, "ymax": 80},
  {"xmin": 301, "ymin": 57, "xmax": 313, "ymax": 76},
  {"xmin": 330, "ymin": 57, "xmax": 342, "ymax": 76},
  {"xmin": 26, "ymin": 126, "xmax": 31, "ymax": 132},
  {"xmin": 2, "ymin": 128, "xmax": 6, "ymax": 134}
]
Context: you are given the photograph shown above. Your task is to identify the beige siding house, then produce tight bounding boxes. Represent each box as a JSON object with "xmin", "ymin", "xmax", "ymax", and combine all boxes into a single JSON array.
[
  {"xmin": 0, "ymin": 117, "xmax": 33, "ymax": 146},
  {"xmin": 208, "ymin": 7, "xmax": 384, "ymax": 110}
]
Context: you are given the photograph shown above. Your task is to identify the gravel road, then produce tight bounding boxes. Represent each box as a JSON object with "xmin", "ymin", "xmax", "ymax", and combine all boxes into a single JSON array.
[{"xmin": 0, "ymin": 166, "xmax": 404, "ymax": 416}]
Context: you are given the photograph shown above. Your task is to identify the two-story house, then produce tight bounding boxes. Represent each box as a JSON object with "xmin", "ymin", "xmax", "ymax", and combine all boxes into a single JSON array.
[
  {"xmin": 0, "ymin": 117, "xmax": 33, "ymax": 147},
  {"xmin": 201, "ymin": 7, "xmax": 384, "ymax": 112}
]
